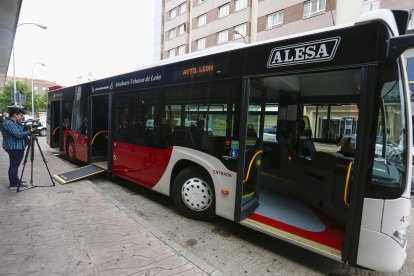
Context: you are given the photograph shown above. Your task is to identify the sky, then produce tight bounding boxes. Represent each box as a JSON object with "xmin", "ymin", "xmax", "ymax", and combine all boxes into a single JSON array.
[{"xmin": 7, "ymin": 0, "xmax": 155, "ymax": 86}]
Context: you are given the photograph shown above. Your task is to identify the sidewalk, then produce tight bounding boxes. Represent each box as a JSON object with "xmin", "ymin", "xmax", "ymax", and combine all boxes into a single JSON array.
[{"xmin": 0, "ymin": 137, "xmax": 217, "ymax": 275}]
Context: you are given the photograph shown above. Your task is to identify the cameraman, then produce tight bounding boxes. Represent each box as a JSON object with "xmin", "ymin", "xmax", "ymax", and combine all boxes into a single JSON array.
[{"xmin": 1, "ymin": 107, "xmax": 35, "ymax": 189}]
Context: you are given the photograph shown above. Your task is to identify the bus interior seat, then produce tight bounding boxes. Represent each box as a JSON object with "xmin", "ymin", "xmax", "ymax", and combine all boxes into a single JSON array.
[
  {"xmin": 262, "ymin": 142, "xmax": 281, "ymax": 171},
  {"xmin": 189, "ymin": 123, "xmax": 207, "ymax": 149},
  {"xmin": 173, "ymin": 126, "xmax": 191, "ymax": 146},
  {"xmin": 337, "ymin": 135, "xmax": 356, "ymax": 157}
]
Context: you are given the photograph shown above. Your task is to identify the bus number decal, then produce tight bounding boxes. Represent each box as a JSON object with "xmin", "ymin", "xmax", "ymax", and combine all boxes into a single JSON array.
[{"xmin": 400, "ymin": 216, "xmax": 409, "ymax": 223}]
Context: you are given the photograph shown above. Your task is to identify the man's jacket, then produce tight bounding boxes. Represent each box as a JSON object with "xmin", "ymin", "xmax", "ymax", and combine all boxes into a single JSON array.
[{"xmin": 1, "ymin": 118, "xmax": 31, "ymax": 150}]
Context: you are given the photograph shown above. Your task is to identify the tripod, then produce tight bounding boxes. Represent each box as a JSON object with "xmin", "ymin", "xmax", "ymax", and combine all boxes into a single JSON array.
[{"xmin": 17, "ymin": 134, "xmax": 56, "ymax": 192}]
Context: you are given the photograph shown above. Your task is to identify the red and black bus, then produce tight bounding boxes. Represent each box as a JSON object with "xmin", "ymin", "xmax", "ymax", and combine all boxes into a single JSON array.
[{"xmin": 48, "ymin": 10, "xmax": 414, "ymax": 272}]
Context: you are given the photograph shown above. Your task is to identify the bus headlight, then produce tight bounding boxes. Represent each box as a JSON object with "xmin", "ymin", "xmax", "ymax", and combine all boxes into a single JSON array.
[{"xmin": 392, "ymin": 226, "xmax": 409, "ymax": 248}]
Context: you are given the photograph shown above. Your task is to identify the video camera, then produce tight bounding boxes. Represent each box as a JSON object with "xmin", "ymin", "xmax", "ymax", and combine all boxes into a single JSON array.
[{"xmin": 22, "ymin": 119, "xmax": 41, "ymax": 130}]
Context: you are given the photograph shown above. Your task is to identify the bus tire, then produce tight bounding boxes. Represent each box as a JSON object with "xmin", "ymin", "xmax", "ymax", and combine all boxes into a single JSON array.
[
  {"xmin": 173, "ymin": 167, "xmax": 215, "ymax": 220},
  {"xmin": 66, "ymin": 138, "xmax": 77, "ymax": 164}
]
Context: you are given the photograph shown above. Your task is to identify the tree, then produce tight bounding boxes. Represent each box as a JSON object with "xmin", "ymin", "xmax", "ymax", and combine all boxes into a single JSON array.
[
  {"xmin": 0, "ymin": 80, "xmax": 47, "ymax": 114},
  {"xmin": 35, "ymin": 92, "xmax": 47, "ymax": 112}
]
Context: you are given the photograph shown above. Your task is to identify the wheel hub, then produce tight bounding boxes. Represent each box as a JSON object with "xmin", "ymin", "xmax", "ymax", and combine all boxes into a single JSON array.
[{"xmin": 181, "ymin": 177, "xmax": 213, "ymax": 211}]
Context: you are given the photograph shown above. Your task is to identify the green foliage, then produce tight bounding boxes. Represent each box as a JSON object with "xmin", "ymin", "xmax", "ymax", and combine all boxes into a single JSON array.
[
  {"xmin": 0, "ymin": 80, "xmax": 47, "ymax": 114},
  {"xmin": 35, "ymin": 93, "xmax": 47, "ymax": 112}
]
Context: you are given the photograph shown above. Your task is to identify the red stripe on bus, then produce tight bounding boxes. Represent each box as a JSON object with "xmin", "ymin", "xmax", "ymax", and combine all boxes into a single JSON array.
[
  {"xmin": 248, "ymin": 213, "xmax": 344, "ymax": 250},
  {"xmin": 112, "ymin": 141, "xmax": 173, "ymax": 188}
]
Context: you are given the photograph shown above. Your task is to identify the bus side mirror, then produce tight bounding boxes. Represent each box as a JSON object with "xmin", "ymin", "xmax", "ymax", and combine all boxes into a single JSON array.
[{"xmin": 386, "ymin": 34, "xmax": 414, "ymax": 60}]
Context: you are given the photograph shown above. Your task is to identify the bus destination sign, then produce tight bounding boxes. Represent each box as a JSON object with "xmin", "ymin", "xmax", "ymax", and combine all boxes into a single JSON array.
[{"xmin": 182, "ymin": 64, "xmax": 215, "ymax": 76}]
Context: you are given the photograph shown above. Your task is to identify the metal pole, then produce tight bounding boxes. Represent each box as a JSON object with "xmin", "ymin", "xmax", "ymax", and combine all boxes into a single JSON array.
[
  {"xmin": 12, "ymin": 46, "xmax": 17, "ymax": 106},
  {"xmin": 234, "ymin": 30, "xmax": 247, "ymax": 44},
  {"xmin": 31, "ymin": 63, "xmax": 45, "ymax": 118},
  {"xmin": 31, "ymin": 67, "xmax": 34, "ymax": 116},
  {"xmin": 12, "ymin": 23, "xmax": 47, "ymax": 107}
]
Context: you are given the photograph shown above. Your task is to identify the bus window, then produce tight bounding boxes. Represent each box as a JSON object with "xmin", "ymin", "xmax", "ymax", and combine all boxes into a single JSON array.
[
  {"xmin": 263, "ymin": 104, "xmax": 278, "ymax": 143},
  {"xmin": 314, "ymin": 105, "xmax": 329, "ymax": 140},
  {"xmin": 407, "ymin": 57, "xmax": 414, "ymax": 99},
  {"xmin": 304, "ymin": 104, "xmax": 358, "ymax": 152},
  {"xmin": 71, "ymin": 86, "xmax": 88, "ymax": 135}
]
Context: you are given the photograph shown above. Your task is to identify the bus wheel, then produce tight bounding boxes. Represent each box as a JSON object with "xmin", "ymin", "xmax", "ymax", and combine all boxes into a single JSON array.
[
  {"xmin": 173, "ymin": 167, "xmax": 215, "ymax": 220},
  {"xmin": 66, "ymin": 139, "xmax": 77, "ymax": 164}
]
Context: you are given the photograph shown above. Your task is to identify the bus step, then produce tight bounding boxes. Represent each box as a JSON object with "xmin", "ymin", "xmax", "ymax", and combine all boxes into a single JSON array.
[{"xmin": 53, "ymin": 163, "xmax": 107, "ymax": 184}]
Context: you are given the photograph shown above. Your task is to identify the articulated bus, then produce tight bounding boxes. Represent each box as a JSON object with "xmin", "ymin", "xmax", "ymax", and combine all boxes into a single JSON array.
[{"xmin": 48, "ymin": 10, "xmax": 413, "ymax": 272}]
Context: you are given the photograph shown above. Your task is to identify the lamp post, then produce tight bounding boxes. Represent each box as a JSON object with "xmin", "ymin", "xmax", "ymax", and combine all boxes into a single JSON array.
[
  {"xmin": 31, "ymin": 63, "xmax": 46, "ymax": 118},
  {"xmin": 13, "ymin": 23, "xmax": 47, "ymax": 106},
  {"xmin": 233, "ymin": 30, "xmax": 247, "ymax": 44}
]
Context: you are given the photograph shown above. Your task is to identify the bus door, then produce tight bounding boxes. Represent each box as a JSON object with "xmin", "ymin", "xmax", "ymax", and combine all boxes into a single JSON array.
[
  {"xmin": 89, "ymin": 94, "xmax": 110, "ymax": 166},
  {"xmin": 238, "ymin": 78, "xmax": 265, "ymax": 219},
  {"xmin": 49, "ymin": 100, "xmax": 63, "ymax": 149}
]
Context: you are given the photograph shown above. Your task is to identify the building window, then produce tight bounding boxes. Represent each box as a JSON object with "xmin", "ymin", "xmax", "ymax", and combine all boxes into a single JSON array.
[
  {"xmin": 198, "ymin": 0, "xmax": 206, "ymax": 4},
  {"xmin": 179, "ymin": 2, "xmax": 187, "ymax": 14},
  {"xmin": 169, "ymin": 8, "xmax": 177, "ymax": 19},
  {"xmin": 178, "ymin": 45, "xmax": 185, "ymax": 56},
  {"xmin": 304, "ymin": 0, "xmax": 326, "ymax": 18},
  {"xmin": 409, "ymin": 10, "xmax": 414, "ymax": 29},
  {"xmin": 235, "ymin": 0, "xmax": 247, "ymax": 12},
  {"xmin": 234, "ymin": 23, "xmax": 247, "ymax": 40},
  {"xmin": 267, "ymin": 11, "xmax": 284, "ymax": 29},
  {"xmin": 197, "ymin": 37, "xmax": 206, "ymax": 50},
  {"xmin": 169, "ymin": 28, "xmax": 176, "ymax": 40},
  {"xmin": 169, "ymin": 49, "xmax": 176, "ymax": 58},
  {"xmin": 217, "ymin": 30, "xmax": 228, "ymax": 44},
  {"xmin": 218, "ymin": 4, "xmax": 230, "ymax": 18},
  {"xmin": 178, "ymin": 24, "xmax": 186, "ymax": 35},
  {"xmin": 198, "ymin": 14, "xmax": 207, "ymax": 27}
]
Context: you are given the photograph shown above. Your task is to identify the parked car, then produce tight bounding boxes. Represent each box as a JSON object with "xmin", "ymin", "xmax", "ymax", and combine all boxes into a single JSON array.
[{"xmin": 263, "ymin": 126, "xmax": 277, "ymax": 142}]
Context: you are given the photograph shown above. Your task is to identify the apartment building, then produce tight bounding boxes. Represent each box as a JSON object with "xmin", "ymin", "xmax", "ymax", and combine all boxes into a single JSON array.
[{"xmin": 157, "ymin": 0, "xmax": 414, "ymax": 61}]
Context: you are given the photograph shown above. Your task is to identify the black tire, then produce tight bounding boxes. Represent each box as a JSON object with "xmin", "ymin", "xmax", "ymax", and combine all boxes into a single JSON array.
[
  {"xmin": 66, "ymin": 138, "xmax": 77, "ymax": 164},
  {"xmin": 173, "ymin": 167, "xmax": 215, "ymax": 220},
  {"xmin": 40, "ymin": 129, "xmax": 47, "ymax": 136}
]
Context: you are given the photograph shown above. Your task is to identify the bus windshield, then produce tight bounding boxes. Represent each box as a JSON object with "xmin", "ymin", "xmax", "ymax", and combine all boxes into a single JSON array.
[{"xmin": 370, "ymin": 61, "xmax": 407, "ymax": 198}]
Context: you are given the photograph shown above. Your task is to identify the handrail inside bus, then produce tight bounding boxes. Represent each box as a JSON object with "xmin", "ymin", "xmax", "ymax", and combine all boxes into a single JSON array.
[
  {"xmin": 242, "ymin": 191, "xmax": 255, "ymax": 199},
  {"xmin": 90, "ymin": 130, "xmax": 108, "ymax": 145},
  {"xmin": 52, "ymin": 126, "xmax": 61, "ymax": 136},
  {"xmin": 242, "ymin": 149, "xmax": 263, "ymax": 184},
  {"xmin": 344, "ymin": 161, "xmax": 353, "ymax": 206}
]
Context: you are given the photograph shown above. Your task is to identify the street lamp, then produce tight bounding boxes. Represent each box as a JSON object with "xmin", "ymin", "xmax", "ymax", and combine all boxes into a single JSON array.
[
  {"xmin": 13, "ymin": 23, "xmax": 48, "ymax": 106},
  {"xmin": 31, "ymin": 63, "xmax": 46, "ymax": 118},
  {"xmin": 233, "ymin": 30, "xmax": 247, "ymax": 44}
]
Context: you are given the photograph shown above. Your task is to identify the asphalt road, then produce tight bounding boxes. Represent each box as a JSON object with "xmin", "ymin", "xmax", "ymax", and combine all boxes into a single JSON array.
[{"xmin": 39, "ymin": 137, "xmax": 414, "ymax": 276}]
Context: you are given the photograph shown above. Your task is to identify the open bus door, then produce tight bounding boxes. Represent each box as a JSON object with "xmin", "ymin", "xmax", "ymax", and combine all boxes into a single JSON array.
[
  {"xmin": 89, "ymin": 94, "xmax": 110, "ymax": 170},
  {"xmin": 236, "ymin": 78, "xmax": 264, "ymax": 220},
  {"xmin": 49, "ymin": 100, "xmax": 63, "ymax": 149}
]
